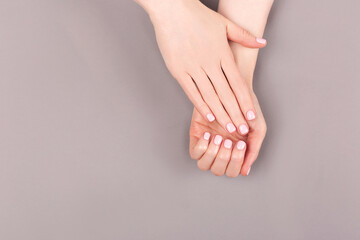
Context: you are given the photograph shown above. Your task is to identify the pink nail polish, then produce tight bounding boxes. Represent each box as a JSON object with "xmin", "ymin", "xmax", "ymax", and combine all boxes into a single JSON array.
[
  {"xmin": 246, "ymin": 110, "xmax": 256, "ymax": 121},
  {"xmin": 204, "ymin": 132, "xmax": 210, "ymax": 140},
  {"xmin": 214, "ymin": 135, "xmax": 223, "ymax": 145},
  {"xmin": 226, "ymin": 123, "xmax": 236, "ymax": 133},
  {"xmin": 237, "ymin": 140, "xmax": 246, "ymax": 150},
  {"xmin": 239, "ymin": 124, "xmax": 249, "ymax": 135},
  {"xmin": 207, "ymin": 113, "xmax": 215, "ymax": 122},
  {"xmin": 247, "ymin": 167, "xmax": 251, "ymax": 176},
  {"xmin": 256, "ymin": 37, "xmax": 266, "ymax": 44},
  {"xmin": 224, "ymin": 139, "xmax": 232, "ymax": 149}
]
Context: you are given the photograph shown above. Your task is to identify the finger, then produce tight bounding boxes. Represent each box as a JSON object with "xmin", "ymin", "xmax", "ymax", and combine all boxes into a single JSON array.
[
  {"xmin": 206, "ymin": 67, "xmax": 250, "ymax": 135},
  {"xmin": 225, "ymin": 18, "xmax": 267, "ymax": 48},
  {"xmin": 225, "ymin": 140, "xmax": 246, "ymax": 178},
  {"xmin": 179, "ymin": 74, "xmax": 216, "ymax": 123},
  {"xmin": 191, "ymin": 71, "xmax": 235, "ymax": 134},
  {"xmin": 189, "ymin": 132, "xmax": 211, "ymax": 160},
  {"xmin": 221, "ymin": 53, "xmax": 257, "ymax": 122},
  {"xmin": 210, "ymin": 139, "xmax": 233, "ymax": 176},
  {"xmin": 240, "ymin": 125, "xmax": 267, "ymax": 176},
  {"xmin": 197, "ymin": 135, "xmax": 223, "ymax": 171}
]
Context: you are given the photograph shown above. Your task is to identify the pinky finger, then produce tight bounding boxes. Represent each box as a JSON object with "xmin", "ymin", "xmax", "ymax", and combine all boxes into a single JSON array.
[
  {"xmin": 180, "ymin": 74, "xmax": 215, "ymax": 123},
  {"xmin": 190, "ymin": 132, "xmax": 211, "ymax": 160}
]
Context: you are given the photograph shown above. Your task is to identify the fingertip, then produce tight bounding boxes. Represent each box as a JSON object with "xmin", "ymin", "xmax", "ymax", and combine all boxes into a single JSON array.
[
  {"xmin": 241, "ymin": 167, "xmax": 251, "ymax": 176},
  {"xmin": 256, "ymin": 37, "xmax": 267, "ymax": 45}
]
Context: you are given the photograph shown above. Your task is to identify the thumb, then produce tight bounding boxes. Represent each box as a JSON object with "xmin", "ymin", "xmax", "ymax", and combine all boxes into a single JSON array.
[{"xmin": 225, "ymin": 19, "xmax": 267, "ymax": 48}]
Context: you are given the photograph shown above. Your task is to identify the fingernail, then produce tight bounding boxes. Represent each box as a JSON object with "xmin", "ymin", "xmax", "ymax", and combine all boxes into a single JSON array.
[
  {"xmin": 247, "ymin": 167, "xmax": 251, "ymax": 176},
  {"xmin": 224, "ymin": 139, "xmax": 232, "ymax": 149},
  {"xmin": 204, "ymin": 132, "xmax": 210, "ymax": 140},
  {"xmin": 207, "ymin": 113, "xmax": 215, "ymax": 122},
  {"xmin": 226, "ymin": 123, "xmax": 236, "ymax": 133},
  {"xmin": 256, "ymin": 37, "xmax": 266, "ymax": 44},
  {"xmin": 239, "ymin": 124, "xmax": 249, "ymax": 135},
  {"xmin": 214, "ymin": 135, "xmax": 223, "ymax": 145},
  {"xmin": 246, "ymin": 110, "xmax": 256, "ymax": 121},
  {"xmin": 237, "ymin": 140, "xmax": 246, "ymax": 150}
]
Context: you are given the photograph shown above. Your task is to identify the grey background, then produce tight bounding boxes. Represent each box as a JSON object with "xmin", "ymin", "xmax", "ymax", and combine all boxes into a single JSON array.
[{"xmin": 0, "ymin": 0, "xmax": 359, "ymax": 239}]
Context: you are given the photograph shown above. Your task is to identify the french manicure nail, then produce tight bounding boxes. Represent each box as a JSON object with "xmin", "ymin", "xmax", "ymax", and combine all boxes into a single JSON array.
[
  {"xmin": 214, "ymin": 135, "xmax": 223, "ymax": 145},
  {"xmin": 239, "ymin": 124, "xmax": 249, "ymax": 135},
  {"xmin": 224, "ymin": 139, "xmax": 232, "ymax": 149},
  {"xmin": 247, "ymin": 167, "xmax": 251, "ymax": 176},
  {"xmin": 226, "ymin": 123, "xmax": 236, "ymax": 133},
  {"xmin": 246, "ymin": 110, "xmax": 256, "ymax": 121},
  {"xmin": 204, "ymin": 132, "xmax": 210, "ymax": 140},
  {"xmin": 256, "ymin": 37, "xmax": 267, "ymax": 44},
  {"xmin": 207, "ymin": 113, "xmax": 215, "ymax": 122},
  {"xmin": 237, "ymin": 140, "xmax": 246, "ymax": 150}
]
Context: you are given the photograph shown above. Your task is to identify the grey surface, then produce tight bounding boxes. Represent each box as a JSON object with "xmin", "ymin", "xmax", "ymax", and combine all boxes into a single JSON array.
[{"xmin": 0, "ymin": 0, "xmax": 359, "ymax": 239}]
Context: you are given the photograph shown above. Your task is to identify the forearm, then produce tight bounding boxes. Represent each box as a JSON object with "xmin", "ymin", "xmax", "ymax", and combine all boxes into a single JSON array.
[
  {"xmin": 133, "ymin": 0, "xmax": 196, "ymax": 19},
  {"xmin": 218, "ymin": 0, "xmax": 273, "ymax": 87}
]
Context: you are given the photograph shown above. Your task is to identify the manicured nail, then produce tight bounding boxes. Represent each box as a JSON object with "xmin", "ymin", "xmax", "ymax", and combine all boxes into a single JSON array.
[
  {"xmin": 239, "ymin": 124, "xmax": 249, "ymax": 135},
  {"xmin": 237, "ymin": 140, "xmax": 246, "ymax": 150},
  {"xmin": 256, "ymin": 37, "xmax": 267, "ymax": 44},
  {"xmin": 207, "ymin": 113, "xmax": 215, "ymax": 122},
  {"xmin": 204, "ymin": 132, "xmax": 210, "ymax": 140},
  {"xmin": 224, "ymin": 139, "xmax": 232, "ymax": 149},
  {"xmin": 226, "ymin": 123, "xmax": 236, "ymax": 133},
  {"xmin": 214, "ymin": 135, "xmax": 223, "ymax": 145},
  {"xmin": 247, "ymin": 167, "xmax": 251, "ymax": 176},
  {"xmin": 246, "ymin": 110, "xmax": 256, "ymax": 121}
]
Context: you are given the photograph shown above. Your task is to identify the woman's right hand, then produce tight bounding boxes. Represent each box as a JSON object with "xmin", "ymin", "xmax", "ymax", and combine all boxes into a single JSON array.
[{"xmin": 136, "ymin": 0, "xmax": 267, "ymax": 134}]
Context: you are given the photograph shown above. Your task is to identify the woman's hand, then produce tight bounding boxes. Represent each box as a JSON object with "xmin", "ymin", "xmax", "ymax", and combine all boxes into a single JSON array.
[
  {"xmin": 189, "ymin": 88, "xmax": 266, "ymax": 177},
  {"xmin": 136, "ymin": 0, "xmax": 267, "ymax": 134},
  {"xmin": 189, "ymin": 108, "xmax": 247, "ymax": 177}
]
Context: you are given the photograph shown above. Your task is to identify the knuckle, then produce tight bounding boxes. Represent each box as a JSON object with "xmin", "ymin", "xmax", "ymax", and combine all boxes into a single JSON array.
[
  {"xmin": 231, "ymin": 155, "xmax": 244, "ymax": 163},
  {"xmin": 217, "ymin": 154, "xmax": 230, "ymax": 164},
  {"xmin": 206, "ymin": 149, "xmax": 217, "ymax": 159},
  {"xmin": 189, "ymin": 151, "xmax": 197, "ymax": 160},
  {"xmin": 226, "ymin": 171, "xmax": 239, "ymax": 178},
  {"xmin": 197, "ymin": 161, "xmax": 210, "ymax": 171},
  {"xmin": 211, "ymin": 168, "xmax": 224, "ymax": 176},
  {"xmin": 190, "ymin": 146, "xmax": 206, "ymax": 160},
  {"xmin": 240, "ymin": 28, "xmax": 251, "ymax": 38}
]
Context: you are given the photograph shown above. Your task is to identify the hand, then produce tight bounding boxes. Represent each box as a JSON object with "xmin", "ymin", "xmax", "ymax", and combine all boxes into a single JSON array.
[
  {"xmin": 139, "ymin": 0, "xmax": 267, "ymax": 134},
  {"xmin": 189, "ymin": 89, "xmax": 266, "ymax": 177}
]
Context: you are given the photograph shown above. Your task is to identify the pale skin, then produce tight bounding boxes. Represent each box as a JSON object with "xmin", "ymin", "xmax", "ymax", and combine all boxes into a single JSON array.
[
  {"xmin": 134, "ymin": 0, "xmax": 268, "ymax": 135},
  {"xmin": 190, "ymin": 0, "xmax": 274, "ymax": 176}
]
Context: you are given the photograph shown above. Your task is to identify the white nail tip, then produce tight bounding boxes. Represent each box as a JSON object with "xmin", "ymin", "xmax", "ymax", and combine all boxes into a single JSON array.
[
  {"xmin": 224, "ymin": 139, "xmax": 232, "ymax": 149},
  {"xmin": 207, "ymin": 114, "xmax": 215, "ymax": 122},
  {"xmin": 204, "ymin": 132, "xmax": 210, "ymax": 140},
  {"xmin": 214, "ymin": 135, "xmax": 223, "ymax": 145},
  {"xmin": 247, "ymin": 111, "xmax": 256, "ymax": 120},
  {"xmin": 237, "ymin": 141, "xmax": 246, "ymax": 150}
]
